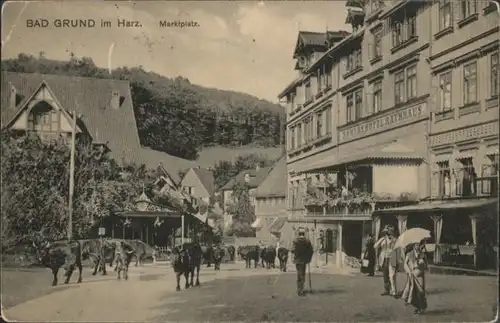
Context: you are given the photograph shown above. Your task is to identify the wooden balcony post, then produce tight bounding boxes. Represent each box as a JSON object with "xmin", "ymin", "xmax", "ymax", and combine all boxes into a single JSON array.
[
  {"xmin": 336, "ymin": 221, "xmax": 343, "ymax": 268},
  {"xmin": 469, "ymin": 214, "xmax": 479, "ymax": 269}
]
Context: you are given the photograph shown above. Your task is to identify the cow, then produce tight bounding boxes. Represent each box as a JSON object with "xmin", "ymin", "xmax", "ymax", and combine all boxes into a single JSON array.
[
  {"xmin": 227, "ymin": 245, "xmax": 236, "ymax": 262},
  {"xmin": 201, "ymin": 245, "xmax": 213, "ymax": 267},
  {"xmin": 277, "ymin": 247, "xmax": 289, "ymax": 272},
  {"xmin": 212, "ymin": 245, "xmax": 225, "ymax": 271},
  {"xmin": 80, "ymin": 238, "xmax": 117, "ymax": 276},
  {"xmin": 171, "ymin": 242, "xmax": 203, "ymax": 291},
  {"xmin": 114, "ymin": 240, "xmax": 135, "ymax": 280},
  {"xmin": 32, "ymin": 240, "xmax": 83, "ymax": 286},
  {"xmin": 127, "ymin": 239, "xmax": 154, "ymax": 266},
  {"xmin": 238, "ymin": 245, "xmax": 260, "ymax": 268},
  {"xmin": 261, "ymin": 246, "xmax": 277, "ymax": 269}
]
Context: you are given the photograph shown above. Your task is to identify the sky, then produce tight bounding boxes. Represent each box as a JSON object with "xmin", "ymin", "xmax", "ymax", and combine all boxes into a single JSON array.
[{"xmin": 1, "ymin": 1, "xmax": 349, "ymax": 102}]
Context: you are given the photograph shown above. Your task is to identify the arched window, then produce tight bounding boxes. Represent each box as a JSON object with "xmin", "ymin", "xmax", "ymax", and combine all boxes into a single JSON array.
[{"xmin": 27, "ymin": 101, "xmax": 58, "ymax": 132}]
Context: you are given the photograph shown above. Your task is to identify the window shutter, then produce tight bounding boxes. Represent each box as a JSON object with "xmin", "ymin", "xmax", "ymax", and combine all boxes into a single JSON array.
[{"xmin": 431, "ymin": 171, "xmax": 440, "ymax": 198}]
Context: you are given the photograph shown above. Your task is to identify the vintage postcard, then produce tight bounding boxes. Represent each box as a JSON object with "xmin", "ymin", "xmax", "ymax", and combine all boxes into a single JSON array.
[{"xmin": 1, "ymin": 0, "xmax": 498, "ymax": 322}]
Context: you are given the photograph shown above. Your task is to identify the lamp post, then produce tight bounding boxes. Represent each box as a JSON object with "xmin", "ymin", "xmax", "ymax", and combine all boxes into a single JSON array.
[{"xmin": 68, "ymin": 111, "xmax": 81, "ymax": 240}]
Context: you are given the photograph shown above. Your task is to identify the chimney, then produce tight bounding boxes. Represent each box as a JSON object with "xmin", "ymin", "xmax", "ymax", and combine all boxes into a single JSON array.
[
  {"xmin": 9, "ymin": 82, "xmax": 17, "ymax": 109},
  {"xmin": 111, "ymin": 90, "xmax": 120, "ymax": 109},
  {"xmin": 256, "ymin": 164, "xmax": 260, "ymax": 172}
]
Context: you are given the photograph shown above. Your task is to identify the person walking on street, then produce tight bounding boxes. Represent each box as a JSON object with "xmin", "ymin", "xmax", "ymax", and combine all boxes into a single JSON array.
[
  {"xmin": 291, "ymin": 227, "xmax": 314, "ymax": 296},
  {"xmin": 363, "ymin": 233, "xmax": 376, "ymax": 276},
  {"xmin": 374, "ymin": 225, "xmax": 398, "ymax": 297}
]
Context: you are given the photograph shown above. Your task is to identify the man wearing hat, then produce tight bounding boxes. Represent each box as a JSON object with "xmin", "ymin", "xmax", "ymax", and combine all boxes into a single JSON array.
[
  {"xmin": 291, "ymin": 227, "xmax": 314, "ymax": 296},
  {"xmin": 374, "ymin": 225, "xmax": 398, "ymax": 297}
]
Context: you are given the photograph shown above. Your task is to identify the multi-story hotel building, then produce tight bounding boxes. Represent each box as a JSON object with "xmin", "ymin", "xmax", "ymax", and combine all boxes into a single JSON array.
[{"xmin": 279, "ymin": 0, "xmax": 498, "ymax": 269}]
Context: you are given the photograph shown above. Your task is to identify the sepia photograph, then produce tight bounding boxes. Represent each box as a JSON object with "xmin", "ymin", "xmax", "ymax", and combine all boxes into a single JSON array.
[{"xmin": 0, "ymin": 0, "xmax": 498, "ymax": 322}]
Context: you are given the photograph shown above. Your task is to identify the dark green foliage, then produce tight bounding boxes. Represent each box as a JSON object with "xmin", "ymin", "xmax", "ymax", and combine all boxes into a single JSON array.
[
  {"xmin": 227, "ymin": 182, "xmax": 255, "ymax": 237},
  {"xmin": 2, "ymin": 54, "xmax": 286, "ymax": 160}
]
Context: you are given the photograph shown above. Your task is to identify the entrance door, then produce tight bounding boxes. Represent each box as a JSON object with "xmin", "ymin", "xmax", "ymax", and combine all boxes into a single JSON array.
[{"xmin": 342, "ymin": 221, "xmax": 363, "ymax": 258}]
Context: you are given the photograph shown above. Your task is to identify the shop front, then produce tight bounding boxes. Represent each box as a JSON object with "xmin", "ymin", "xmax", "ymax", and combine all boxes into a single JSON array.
[{"xmin": 372, "ymin": 198, "xmax": 498, "ymax": 270}]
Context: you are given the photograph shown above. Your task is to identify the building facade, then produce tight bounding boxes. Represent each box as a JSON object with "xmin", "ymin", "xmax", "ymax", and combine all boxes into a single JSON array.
[
  {"xmin": 279, "ymin": 0, "xmax": 499, "ymax": 268},
  {"xmin": 180, "ymin": 167, "xmax": 215, "ymax": 207},
  {"xmin": 252, "ymin": 157, "xmax": 290, "ymax": 244},
  {"xmin": 219, "ymin": 166, "xmax": 271, "ymax": 230}
]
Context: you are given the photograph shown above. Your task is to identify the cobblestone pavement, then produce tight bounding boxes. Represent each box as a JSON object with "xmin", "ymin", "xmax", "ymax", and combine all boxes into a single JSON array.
[{"xmin": 2, "ymin": 261, "xmax": 496, "ymax": 322}]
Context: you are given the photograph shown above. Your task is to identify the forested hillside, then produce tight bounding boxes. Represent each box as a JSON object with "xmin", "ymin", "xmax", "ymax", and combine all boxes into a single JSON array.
[{"xmin": 1, "ymin": 53, "xmax": 286, "ymax": 160}]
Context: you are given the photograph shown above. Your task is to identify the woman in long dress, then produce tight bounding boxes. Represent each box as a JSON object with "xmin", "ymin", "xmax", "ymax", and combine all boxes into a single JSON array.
[{"xmin": 402, "ymin": 242, "xmax": 428, "ymax": 314}]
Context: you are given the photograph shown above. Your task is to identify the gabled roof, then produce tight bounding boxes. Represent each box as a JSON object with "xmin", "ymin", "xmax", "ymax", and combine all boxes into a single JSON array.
[
  {"xmin": 140, "ymin": 147, "xmax": 197, "ymax": 184},
  {"xmin": 1, "ymin": 71, "xmax": 198, "ymax": 184},
  {"xmin": 220, "ymin": 166, "xmax": 272, "ymax": 191},
  {"xmin": 255, "ymin": 156, "xmax": 287, "ymax": 198},
  {"xmin": 293, "ymin": 31, "xmax": 329, "ymax": 58},
  {"xmin": 191, "ymin": 167, "xmax": 215, "ymax": 196},
  {"xmin": 1, "ymin": 71, "xmax": 141, "ymax": 163}
]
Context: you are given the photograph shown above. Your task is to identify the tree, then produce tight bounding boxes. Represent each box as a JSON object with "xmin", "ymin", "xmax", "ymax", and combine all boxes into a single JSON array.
[
  {"xmin": 0, "ymin": 132, "xmax": 152, "ymax": 248},
  {"xmin": 226, "ymin": 182, "xmax": 255, "ymax": 237}
]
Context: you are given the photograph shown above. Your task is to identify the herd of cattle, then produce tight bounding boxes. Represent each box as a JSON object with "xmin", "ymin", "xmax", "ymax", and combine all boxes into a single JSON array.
[{"xmin": 29, "ymin": 238, "xmax": 291, "ymax": 292}]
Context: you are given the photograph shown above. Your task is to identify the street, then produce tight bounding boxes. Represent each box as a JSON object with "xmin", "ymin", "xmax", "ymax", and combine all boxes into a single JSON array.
[{"xmin": 2, "ymin": 262, "xmax": 497, "ymax": 322}]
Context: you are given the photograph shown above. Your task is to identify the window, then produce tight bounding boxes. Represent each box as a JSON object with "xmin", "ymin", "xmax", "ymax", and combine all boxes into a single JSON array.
[
  {"xmin": 317, "ymin": 69, "xmax": 323, "ymax": 92},
  {"xmin": 373, "ymin": 29, "xmax": 382, "ymax": 59},
  {"xmin": 394, "ymin": 66, "xmax": 417, "ymax": 105},
  {"xmin": 346, "ymin": 49, "xmax": 362, "ymax": 72},
  {"xmin": 460, "ymin": 0, "xmax": 477, "ymax": 19},
  {"xmin": 290, "ymin": 127, "xmax": 296, "ymax": 150},
  {"xmin": 325, "ymin": 65, "xmax": 332, "ymax": 88},
  {"xmin": 437, "ymin": 161, "xmax": 451, "ymax": 197},
  {"xmin": 316, "ymin": 112, "xmax": 323, "ymax": 137},
  {"xmin": 373, "ymin": 81, "xmax": 382, "ymax": 113},
  {"xmin": 289, "ymin": 92, "xmax": 296, "ymax": 112},
  {"xmin": 463, "ymin": 61, "xmax": 477, "ymax": 105},
  {"xmin": 346, "ymin": 94, "xmax": 355, "ymax": 123},
  {"xmin": 439, "ymin": 0, "xmax": 452, "ymax": 30},
  {"xmin": 481, "ymin": 154, "xmax": 499, "ymax": 195},
  {"xmin": 392, "ymin": 15, "xmax": 417, "ymax": 47},
  {"xmin": 27, "ymin": 102, "xmax": 59, "ymax": 132},
  {"xmin": 438, "ymin": 71, "xmax": 452, "ymax": 112},
  {"xmin": 491, "ymin": 52, "xmax": 499, "ymax": 97},
  {"xmin": 325, "ymin": 106, "xmax": 332, "ymax": 134},
  {"xmin": 305, "ymin": 81, "xmax": 312, "ymax": 102},
  {"xmin": 406, "ymin": 65, "xmax": 417, "ymax": 100},
  {"xmin": 455, "ymin": 158, "xmax": 476, "ymax": 197},
  {"xmin": 394, "ymin": 71, "xmax": 405, "ymax": 104},
  {"xmin": 304, "ymin": 117, "xmax": 312, "ymax": 142},
  {"xmin": 297, "ymin": 123, "xmax": 302, "ymax": 147},
  {"xmin": 355, "ymin": 90, "xmax": 363, "ymax": 120}
]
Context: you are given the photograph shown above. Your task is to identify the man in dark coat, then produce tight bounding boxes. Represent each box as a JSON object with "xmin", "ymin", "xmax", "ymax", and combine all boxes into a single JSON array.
[
  {"xmin": 291, "ymin": 227, "xmax": 314, "ymax": 296},
  {"xmin": 374, "ymin": 225, "xmax": 398, "ymax": 297},
  {"xmin": 363, "ymin": 233, "xmax": 376, "ymax": 276}
]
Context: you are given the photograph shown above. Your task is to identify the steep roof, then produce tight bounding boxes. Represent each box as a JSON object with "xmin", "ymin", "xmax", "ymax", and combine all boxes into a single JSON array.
[
  {"xmin": 0, "ymin": 71, "xmax": 197, "ymax": 184},
  {"xmin": 220, "ymin": 166, "xmax": 272, "ymax": 191},
  {"xmin": 293, "ymin": 31, "xmax": 350, "ymax": 58},
  {"xmin": 254, "ymin": 156, "xmax": 287, "ymax": 198},
  {"xmin": 141, "ymin": 147, "xmax": 198, "ymax": 184},
  {"xmin": 191, "ymin": 167, "xmax": 215, "ymax": 196}
]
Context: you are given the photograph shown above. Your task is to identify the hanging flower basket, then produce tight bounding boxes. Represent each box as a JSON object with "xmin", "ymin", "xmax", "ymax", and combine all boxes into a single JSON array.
[{"xmin": 123, "ymin": 217, "xmax": 132, "ymax": 227}]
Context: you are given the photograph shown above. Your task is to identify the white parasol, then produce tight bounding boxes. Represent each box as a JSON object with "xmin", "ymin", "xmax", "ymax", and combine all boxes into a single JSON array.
[{"xmin": 394, "ymin": 228, "xmax": 431, "ymax": 249}]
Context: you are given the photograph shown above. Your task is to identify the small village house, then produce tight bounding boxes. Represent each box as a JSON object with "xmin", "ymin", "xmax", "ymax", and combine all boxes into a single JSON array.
[
  {"xmin": 219, "ymin": 165, "xmax": 271, "ymax": 230},
  {"xmin": 252, "ymin": 156, "xmax": 291, "ymax": 245}
]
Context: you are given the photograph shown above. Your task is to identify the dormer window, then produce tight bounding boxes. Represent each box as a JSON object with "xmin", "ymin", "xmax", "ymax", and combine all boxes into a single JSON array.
[
  {"xmin": 346, "ymin": 49, "xmax": 362, "ymax": 72},
  {"xmin": 111, "ymin": 91, "xmax": 121, "ymax": 110}
]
